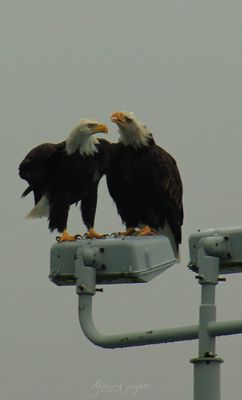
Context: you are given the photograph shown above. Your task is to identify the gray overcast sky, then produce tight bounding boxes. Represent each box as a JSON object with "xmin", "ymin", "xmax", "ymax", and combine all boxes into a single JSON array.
[{"xmin": 1, "ymin": 1, "xmax": 242, "ymax": 399}]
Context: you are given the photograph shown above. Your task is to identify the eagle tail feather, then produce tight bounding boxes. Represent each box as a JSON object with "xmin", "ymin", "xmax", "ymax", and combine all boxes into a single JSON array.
[
  {"xmin": 25, "ymin": 195, "xmax": 50, "ymax": 219},
  {"xmin": 21, "ymin": 186, "xmax": 33, "ymax": 198}
]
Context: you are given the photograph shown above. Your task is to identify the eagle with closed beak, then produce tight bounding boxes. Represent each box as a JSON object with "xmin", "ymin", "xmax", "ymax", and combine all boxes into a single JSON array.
[{"xmin": 19, "ymin": 119, "xmax": 110, "ymax": 241}]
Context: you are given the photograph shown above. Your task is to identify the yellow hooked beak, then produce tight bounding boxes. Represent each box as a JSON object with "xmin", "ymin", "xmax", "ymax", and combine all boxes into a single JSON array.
[
  {"xmin": 94, "ymin": 123, "xmax": 108, "ymax": 134},
  {"xmin": 110, "ymin": 112, "xmax": 126, "ymax": 126}
]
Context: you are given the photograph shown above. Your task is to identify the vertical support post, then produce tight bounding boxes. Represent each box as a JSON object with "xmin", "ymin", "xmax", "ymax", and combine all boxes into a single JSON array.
[{"xmin": 191, "ymin": 246, "xmax": 223, "ymax": 400}]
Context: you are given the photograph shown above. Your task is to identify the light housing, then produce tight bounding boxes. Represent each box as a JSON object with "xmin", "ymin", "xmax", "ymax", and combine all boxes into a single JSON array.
[
  {"xmin": 50, "ymin": 235, "xmax": 177, "ymax": 286},
  {"xmin": 188, "ymin": 226, "xmax": 242, "ymax": 274}
]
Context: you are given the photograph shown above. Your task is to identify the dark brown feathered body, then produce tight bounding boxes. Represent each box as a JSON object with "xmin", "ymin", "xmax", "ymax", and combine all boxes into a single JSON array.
[
  {"xmin": 107, "ymin": 136, "xmax": 183, "ymax": 249},
  {"xmin": 19, "ymin": 138, "xmax": 111, "ymax": 233}
]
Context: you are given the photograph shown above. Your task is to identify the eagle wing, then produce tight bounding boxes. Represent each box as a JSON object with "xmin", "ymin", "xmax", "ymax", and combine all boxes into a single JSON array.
[
  {"xmin": 150, "ymin": 145, "xmax": 183, "ymax": 244},
  {"xmin": 19, "ymin": 142, "xmax": 65, "ymax": 203}
]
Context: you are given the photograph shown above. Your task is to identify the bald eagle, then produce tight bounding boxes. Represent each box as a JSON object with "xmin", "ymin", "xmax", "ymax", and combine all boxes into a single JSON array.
[
  {"xmin": 19, "ymin": 119, "xmax": 110, "ymax": 241},
  {"xmin": 106, "ymin": 111, "xmax": 183, "ymax": 257}
]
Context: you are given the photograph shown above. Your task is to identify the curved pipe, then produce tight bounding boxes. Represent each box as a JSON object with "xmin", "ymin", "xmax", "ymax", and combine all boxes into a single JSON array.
[{"xmin": 78, "ymin": 294, "xmax": 199, "ymax": 348}]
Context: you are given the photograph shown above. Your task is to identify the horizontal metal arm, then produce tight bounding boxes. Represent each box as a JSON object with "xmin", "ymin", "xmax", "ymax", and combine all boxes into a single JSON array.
[
  {"xmin": 78, "ymin": 294, "xmax": 199, "ymax": 348},
  {"xmin": 78, "ymin": 295, "xmax": 242, "ymax": 349},
  {"xmin": 208, "ymin": 320, "xmax": 242, "ymax": 337}
]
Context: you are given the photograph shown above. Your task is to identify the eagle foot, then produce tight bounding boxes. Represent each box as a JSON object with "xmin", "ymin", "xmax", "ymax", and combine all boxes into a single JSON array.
[
  {"xmin": 111, "ymin": 228, "xmax": 137, "ymax": 237},
  {"xmin": 137, "ymin": 226, "xmax": 158, "ymax": 237},
  {"xmin": 56, "ymin": 230, "xmax": 83, "ymax": 242},
  {"xmin": 111, "ymin": 232, "xmax": 122, "ymax": 238},
  {"xmin": 74, "ymin": 234, "xmax": 83, "ymax": 240},
  {"xmin": 84, "ymin": 228, "xmax": 109, "ymax": 239}
]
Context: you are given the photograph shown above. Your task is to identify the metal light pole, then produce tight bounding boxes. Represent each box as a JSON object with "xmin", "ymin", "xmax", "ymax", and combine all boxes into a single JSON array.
[
  {"xmin": 191, "ymin": 246, "xmax": 223, "ymax": 400},
  {"xmin": 50, "ymin": 226, "xmax": 242, "ymax": 400}
]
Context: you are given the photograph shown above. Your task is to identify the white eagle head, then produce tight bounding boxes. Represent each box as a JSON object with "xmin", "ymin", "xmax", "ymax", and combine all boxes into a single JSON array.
[
  {"xmin": 110, "ymin": 111, "xmax": 151, "ymax": 148},
  {"xmin": 65, "ymin": 119, "xmax": 108, "ymax": 156}
]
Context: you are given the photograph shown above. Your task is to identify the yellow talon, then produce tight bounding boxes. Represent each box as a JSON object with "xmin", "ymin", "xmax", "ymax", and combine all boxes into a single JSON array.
[
  {"xmin": 137, "ymin": 226, "xmax": 157, "ymax": 237},
  {"xmin": 85, "ymin": 228, "xmax": 108, "ymax": 239},
  {"xmin": 57, "ymin": 229, "xmax": 79, "ymax": 242},
  {"xmin": 115, "ymin": 227, "xmax": 137, "ymax": 237}
]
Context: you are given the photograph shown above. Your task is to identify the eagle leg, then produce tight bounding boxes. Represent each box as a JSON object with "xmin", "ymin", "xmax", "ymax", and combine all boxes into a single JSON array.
[
  {"xmin": 56, "ymin": 229, "xmax": 80, "ymax": 242},
  {"xmin": 85, "ymin": 228, "xmax": 109, "ymax": 239},
  {"xmin": 137, "ymin": 226, "xmax": 157, "ymax": 237}
]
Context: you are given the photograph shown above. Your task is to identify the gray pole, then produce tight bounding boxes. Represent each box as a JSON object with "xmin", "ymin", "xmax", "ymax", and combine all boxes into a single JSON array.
[
  {"xmin": 191, "ymin": 246, "xmax": 223, "ymax": 400},
  {"xmin": 50, "ymin": 227, "xmax": 242, "ymax": 398}
]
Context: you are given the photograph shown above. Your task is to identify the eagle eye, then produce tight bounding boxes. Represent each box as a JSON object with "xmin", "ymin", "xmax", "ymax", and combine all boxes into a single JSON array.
[
  {"xmin": 125, "ymin": 117, "xmax": 132, "ymax": 124},
  {"xmin": 87, "ymin": 123, "xmax": 96, "ymax": 128}
]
